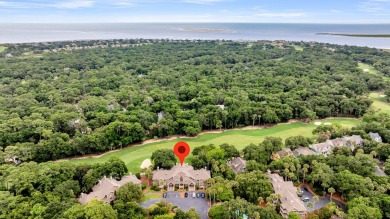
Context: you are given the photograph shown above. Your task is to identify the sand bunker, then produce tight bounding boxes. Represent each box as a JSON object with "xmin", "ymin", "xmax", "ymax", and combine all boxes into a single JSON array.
[
  {"xmin": 140, "ymin": 159, "xmax": 152, "ymax": 169},
  {"xmin": 314, "ymin": 122, "xmax": 322, "ymax": 126},
  {"xmin": 324, "ymin": 122, "xmax": 332, "ymax": 125},
  {"xmin": 363, "ymin": 69, "xmax": 369, "ymax": 72}
]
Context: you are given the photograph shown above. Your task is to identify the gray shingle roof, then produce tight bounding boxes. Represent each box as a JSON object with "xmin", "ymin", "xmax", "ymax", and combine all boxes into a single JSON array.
[
  {"xmin": 228, "ymin": 157, "xmax": 246, "ymax": 174},
  {"xmin": 293, "ymin": 147, "xmax": 315, "ymax": 157},
  {"xmin": 369, "ymin": 132, "xmax": 382, "ymax": 142},
  {"xmin": 268, "ymin": 173, "xmax": 307, "ymax": 215},
  {"xmin": 79, "ymin": 175, "xmax": 141, "ymax": 204},
  {"xmin": 152, "ymin": 163, "xmax": 210, "ymax": 181},
  {"xmin": 277, "ymin": 148, "xmax": 293, "ymax": 157}
]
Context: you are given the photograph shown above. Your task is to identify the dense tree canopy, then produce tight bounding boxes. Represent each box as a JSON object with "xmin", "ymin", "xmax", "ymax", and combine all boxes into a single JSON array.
[{"xmin": 0, "ymin": 40, "xmax": 386, "ymax": 162}]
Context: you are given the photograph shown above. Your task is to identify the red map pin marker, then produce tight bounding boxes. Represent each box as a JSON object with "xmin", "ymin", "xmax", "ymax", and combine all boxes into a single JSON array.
[{"xmin": 174, "ymin": 141, "xmax": 190, "ymax": 166}]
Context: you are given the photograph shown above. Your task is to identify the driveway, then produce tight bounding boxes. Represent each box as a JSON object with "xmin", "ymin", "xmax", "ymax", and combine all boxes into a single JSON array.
[
  {"xmin": 140, "ymin": 191, "xmax": 209, "ymax": 219},
  {"xmin": 300, "ymin": 185, "xmax": 346, "ymax": 212}
]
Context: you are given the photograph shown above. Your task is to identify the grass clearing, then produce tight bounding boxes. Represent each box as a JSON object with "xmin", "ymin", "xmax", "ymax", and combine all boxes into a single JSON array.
[
  {"xmin": 370, "ymin": 92, "xmax": 390, "ymax": 114},
  {"xmin": 141, "ymin": 193, "xmax": 162, "ymax": 202},
  {"xmin": 0, "ymin": 46, "xmax": 7, "ymax": 53},
  {"xmin": 292, "ymin": 45, "xmax": 304, "ymax": 51},
  {"xmin": 358, "ymin": 63, "xmax": 379, "ymax": 75},
  {"xmin": 21, "ymin": 52, "xmax": 44, "ymax": 58},
  {"xmin": 358, "ymin": 63, "xmax": 390, "ymax": 81},
  {"xmin": 66, "ymin": 118, "xmax": 359, "ymax": 173}
]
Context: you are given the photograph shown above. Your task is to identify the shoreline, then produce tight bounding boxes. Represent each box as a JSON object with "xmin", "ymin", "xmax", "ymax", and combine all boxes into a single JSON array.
[
  {"xmin": 55, "ymin": 117, "xmax": 358, "ymax": 162},
  {"xmin": 1, "ymin": 37, "xmax": 389, "ymax": 51},
  {"xmin": 317, "ymin": 33, "xmax": 390, "ymax": 38}
]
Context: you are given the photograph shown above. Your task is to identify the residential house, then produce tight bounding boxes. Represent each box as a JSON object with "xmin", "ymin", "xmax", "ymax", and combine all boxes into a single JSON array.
[
  {"xmin": 369, "ymin": 132, "xmax": 382, "ymax": 143},
  {"xmin": 216, "ymin": 105, "xmax": 225, "ymax": 110},
  {"xmin": 309, "ymin": 135, "xmax": 364, "ymax": 156},
  {"xmin": 157, "ymin": 111, "xmax": 165, "ymax": 121},
  {"xmin": 272, "ymin": 148, "xmax": 293, "ymax": 160},
  {"xmin": 326, "ymin": 138, "xmax": 346, "ymax": 147},
  {"xmin": 375, "ymin": 165, "xmax": 387, "ymax": 177},
  {"xmin": 152, "ymin": 163, "xmax": 210, "ymax": 191},
  {"xmin": 267, "ymin": 172, "xmax": 307, "ymax": 219},
  {"xmin": 343, "ymin": 135, "xmax": 364, "ymax": 151},
  {"xmin": 292, "ymin": 147, "xmax": 315, "ymax": 157},
  {"xmin": 79, "ymin": 175, "xmax": 141, "ymax": 204},
  {"xmin": 309, "ymin": 142, "xmax": 334, "ymax": 156},
  {"xmin": 227, "ymin": 157, "xmax": 246, "ymax": 174}
]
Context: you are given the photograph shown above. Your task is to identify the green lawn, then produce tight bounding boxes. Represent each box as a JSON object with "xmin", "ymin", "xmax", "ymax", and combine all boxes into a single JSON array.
[
  {"xmin": 292, "ymin": 45, "xmax": 304, "ymax": 51},
  {"xmin": 370, "ymin": 92, "xmax": 390, "ymax": 114},
  {"xmin": 358, "ymin": 63, "xmax": 390, "ymax": 81},
  {"xmin": 141, "ymin": 193, "xmax": 162, "ymax": 202},
  {"xmin": 0, "ymin": 46, "xmax": 6, "ymax": 53},
  {"xmin": 22, "ymin": 52, "xmax": 44, "ymax": 58},
  {"xmin": 66, "ymin": 118, "xmax": 359, "ymax": 173},
  {"xmin": 358, "ymin": 63, "xmax": 379, "ymax": 75}
]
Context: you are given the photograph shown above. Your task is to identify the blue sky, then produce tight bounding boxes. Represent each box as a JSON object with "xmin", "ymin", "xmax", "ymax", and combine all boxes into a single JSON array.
[{"xmin": 0, "ymin": 0, "xmax": 389, "ymax": 23}]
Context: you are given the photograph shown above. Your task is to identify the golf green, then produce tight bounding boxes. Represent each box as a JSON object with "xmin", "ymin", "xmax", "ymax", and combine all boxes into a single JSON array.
[{"xmin": 65, "ymin": 118, "xmax": 359, "ymax": 173}]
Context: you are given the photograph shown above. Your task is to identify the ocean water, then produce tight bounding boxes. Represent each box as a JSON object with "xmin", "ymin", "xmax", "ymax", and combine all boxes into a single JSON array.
[{"xmin": 0, "ymin": 23, "xmax": 389, "ymax": 48}]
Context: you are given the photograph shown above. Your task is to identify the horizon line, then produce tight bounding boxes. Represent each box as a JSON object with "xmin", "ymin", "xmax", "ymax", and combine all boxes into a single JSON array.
[{"xmin": 1, "ymin": 22, "xmax": 390, "ymax": 25}]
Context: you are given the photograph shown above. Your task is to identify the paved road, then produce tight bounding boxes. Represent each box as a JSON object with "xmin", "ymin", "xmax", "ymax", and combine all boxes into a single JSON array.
[
  {"xmin": 300, "ymin": 185, "xmax": 346, "ymax": 212},
  {"xmin": 140, "ymin": 191, "xmax": 209, "ymax": 219}
]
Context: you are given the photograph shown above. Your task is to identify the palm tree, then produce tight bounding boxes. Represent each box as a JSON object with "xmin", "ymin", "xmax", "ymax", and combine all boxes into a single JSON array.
[
  {"xmin": 370, "ymin": 150, "xmax": 378, "ymax": 158},
  {"xmin": 145, "ymin": 168, "xmax": 153, "ymax": 186},
  {"xmin": 257, "ymin": 196, "xmax": 264, "ymax": 205},
  {"xmin": 307, "ymin": 202, "xmax": 314, "ymax": 211},
  {"xmin": 217, "ymin": 187, "xmax": 223, "ymax": 202},
  {"xmin": 328, "ymin": 187, "xmax": 335, "ymax": 202},
  {"xmin": 312, "ymin": 196, "xmax": 319, "ymax": 210},
  {"xmin": 252, "ymin": 114, "xmax": 257, "ymax": 128},
  {"xmin": 302, "ymin": 164, "xmax": 309, "ymax": 183}
]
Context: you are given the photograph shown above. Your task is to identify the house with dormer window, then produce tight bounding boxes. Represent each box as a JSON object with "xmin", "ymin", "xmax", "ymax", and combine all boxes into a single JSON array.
[{"xmin": 152, "ymin": 163, "xmax": 210, "ymax": 191}]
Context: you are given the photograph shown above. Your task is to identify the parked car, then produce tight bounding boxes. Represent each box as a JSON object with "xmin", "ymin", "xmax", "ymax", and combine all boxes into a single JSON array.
[
  {"xmin": 302, "ymin": 197, "xmax": 310, "ymax": 202},
  {"xmin": 303, "ymin": 187, "xmax": 308, "ymax": 191},
  {"xmin": 201, "ymin": 193, "xmax": 205, "ymax": 198},
  {"xmin": 185, "ymin": 192, "xmax": 188, "ymax": 198},
  {"xmin": 196, "ymin": 193, "xmax": 200, "ymax": 198},
  {"xmin": 297, "ymin": 190, "xmax": 304, "ymax": 197},
  {"xmin": 163, "ymin": 193, "xmax": 167, "ymax": 198},
  {"xmin": 192, "ymin": 192, "xmax": 196, "ymax": 198}
]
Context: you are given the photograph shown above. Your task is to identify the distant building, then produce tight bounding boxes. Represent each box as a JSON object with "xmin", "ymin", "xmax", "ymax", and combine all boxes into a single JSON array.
[
  {"xmin": 309, "ymin": 135, "xmax": 364, "ymax": 156},
  {"xmin": 310, "ymin": 142, "xmax": 334, "ymax": 157},
  {"xmin": 157, "ymin": 111, "xmax": 165, "ymax": 121},
  {"xmin": 79, "ymin": 175, "xmax": 141, "ymax": 204},
  {"xmin": 267, "ymin": 172, "xmax": 307, "ymax": 219},
  {"xmin": 107, "ymin": 104, "xmax": 115, "ymax": 111},
  {"xmin": 375, "ymin": 166, "xmax": 387, "ymax": 177},
  {"xmin": 152, "ymin": 164, "xmax": 210, "ymax": 191},
  {"xmin": 343, "ymin": 135, "xmax": 364, "ymax": 151},
  {"xmin": 326, "ymin": 138, "xmax": 346, "ymax": 147},
  {"xmin": 369, "ymin": 132, "xmax": 382, "ymax": 143},
  {"xmin": 227, "ymin": 157, "xmax": 247, "ymax": 174},
  {"xmin": 293, "ymin": 147, "xmax": 315, "ymax": 157},
  {"xmin": 216, "ymin": 105, "xmax": 225, "ymax": 110},
  {"xmin": 272, "ymin": 148, "xmax": 293, "ymax": 160}
]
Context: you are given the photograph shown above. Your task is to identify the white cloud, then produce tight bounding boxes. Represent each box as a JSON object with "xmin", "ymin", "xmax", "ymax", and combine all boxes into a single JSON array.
[
  {"xmin": 359, "ymin": 0, "xmax": 390, "ymax": 13},
  {"xmin": 0, "ymin": 0, "xmax": 95, "ymax": 9},
  {"xmin": 0, "ymin": 1, "xmax": 31, "ymax": 8},
  {"xmin": 255, "ymin": 12, "xmax": 307, "ymax": 18},
  {"xmin": 183, "ymin": 0, "xmax": 225, "ymax": 4},
  {"xmin": 49, "ymin": 1, "xmax": 95, "ymax": 9},
  {"xmin": 330, "ymin": 9, "xmax": 341, "ymax": 13}
]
